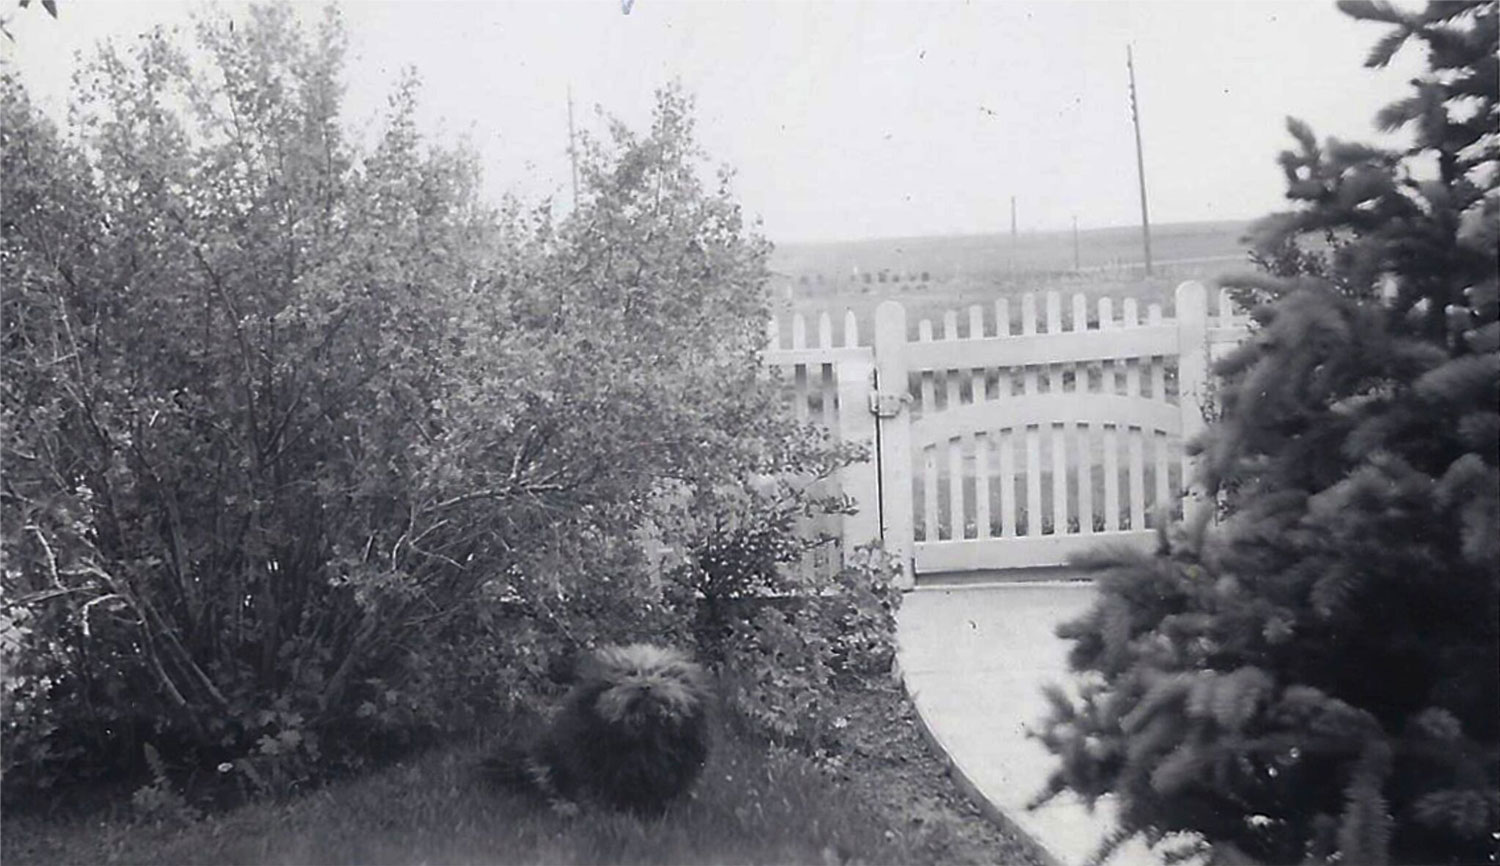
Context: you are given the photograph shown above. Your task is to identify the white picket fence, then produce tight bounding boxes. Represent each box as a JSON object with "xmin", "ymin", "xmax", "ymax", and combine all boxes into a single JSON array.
[{"xmin": 763, "ymin": 281, "xmax": 1250, "ymax": 586}]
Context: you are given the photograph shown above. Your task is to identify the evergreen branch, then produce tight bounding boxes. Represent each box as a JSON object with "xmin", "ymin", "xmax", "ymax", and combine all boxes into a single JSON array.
[
  {"xmin": 1337, "ymin": 0, "xmax": 1412, "ymax": 25},
  {"xmin": 1365, "ymin": 28, "xmax": 1412, "ymax": 67}
]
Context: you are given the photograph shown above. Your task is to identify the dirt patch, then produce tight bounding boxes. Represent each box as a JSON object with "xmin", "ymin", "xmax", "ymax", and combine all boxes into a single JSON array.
[{"xmin": 829, "ymin": 680, "xmax": 1048, "ymax": 866}]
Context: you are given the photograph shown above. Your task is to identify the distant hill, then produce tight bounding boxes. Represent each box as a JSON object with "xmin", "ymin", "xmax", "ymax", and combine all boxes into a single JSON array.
[{"xmin": 766, "ymin": 219, "xmax": 1252, "ymax": 284}]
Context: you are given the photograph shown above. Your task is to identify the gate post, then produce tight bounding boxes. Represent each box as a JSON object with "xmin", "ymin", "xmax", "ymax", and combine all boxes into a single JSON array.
[
  {"xmin": 1175, "ymin": 281, "xmax": 1211, "ymax": 529},
  {"xmin": 836, "ymin": 358, "xmax": 881, "ymax": 560},
  {"xmin": 873, "ymin": 301, "xmax": 915, "ymax": 588}
]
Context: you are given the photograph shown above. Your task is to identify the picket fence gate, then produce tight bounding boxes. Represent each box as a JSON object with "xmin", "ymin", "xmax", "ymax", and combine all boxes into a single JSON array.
[{"xmin": 763, "ymin": 281, "xmax": 1250, "ymax": 587}]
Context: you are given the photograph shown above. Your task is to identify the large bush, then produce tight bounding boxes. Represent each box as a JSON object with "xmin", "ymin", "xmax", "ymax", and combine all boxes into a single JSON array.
[
  {"xmin": 1033, "ymin": 3, "xmax": 1498, "ymax": 865},
  {"xmin": 1, "ymin": 4, "xmax": 839, "ymax": 802}
]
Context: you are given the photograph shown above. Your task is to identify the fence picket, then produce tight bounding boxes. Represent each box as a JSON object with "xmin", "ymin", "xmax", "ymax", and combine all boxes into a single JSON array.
[
  {"xmin": 918, "ymin": 318, "xmax": 936, "ymax": 414},
  {"xmin": 969, "ymin": 305, "xmax": 986, "ymax": 402},
  {"xmin": 791, "ymin": 312, "xmax": 809, "ymax": 424},
  {"xmin": 821, "ymin": 312, "xmax": 841, "ymax": 428},
  {"xmin": 1077, "ymin": 422, "xmax": 1094, "ymax": 534},
  {"xmin": 1154, "ymin": 431, "xmax": 1171, "ymax": 525},
  {"xmin": 1103, "ymin": 424, "xmax": 1121, "ymax": 531},
  {"xmin": 1046, "ymin": 291, "xmax": 1063, "ymax": 389},
  {"xmin": 821, "ymin": 361, "xmax": 837, "ymax": 429},
  {"xmin": 943, "ymin": 311, "xmax": 961, "ymax": 411},
  {"xmin": 1177, "ymin": 282, "xmax": 1211, "ymax": 527},
  {"xmin": 1098, "ymin": 296, "xmax": 1118, "ymax": 396},
  {"xmin": 1068, "ymin": 294, "xmax": 1089, "ymax": 536},
  {"xmin": 923, "ymin": 444, "xmax": 939, "ymax": 541},
  {"xmin": 916, "ymin": 318, "xmax": 937, "ymax": 541},
  {"xmin": 794, "ymin": 367, "xmax": 809, "ymax": 424},
  {"xmin": 999, "ymin": 430, "xmax": 1017, "ymax": 537},
  {"xmin": 1119, "ymin": 309, "xmax": 1144, "ymax": 532},
  {"xmin": 1129, "ymin": 423, "xmax": 1146, "ymax": 532},
  {"xmin": 1020, "ymin": 294, "xmax": 1044, "ymax": 534},
  {"xmin": 995, "ymin": 297, "xmax": 1014, "ymax": 401},
  {"xmin": 1046, "ymin": 289, "xmax": 1067, "ymax": 533},
  {"xmin": 946, "ymin": 310, "xmax": 972, "ymax": 539},
  {"xmin": 1025, "ymin": 423, "xmax": 1042, "ymax": 536},
  {"xmin": 1148, "ymin": 303, "xmax": 1166, "ymax": 400},
  {"xmin": 949, "ymin": 436, "xmax": 965, "ymax": 540},
  {"xmin": 975, "ymin": 432, "xmax": 992, "ymax": 539},
  {"xmin": 1144, "ymin": 305, "xmax": 1167, "ymax": 521},
  {"xmin": 1051, "ymin": 422, "xmax": 1068, "ymax": 535}
]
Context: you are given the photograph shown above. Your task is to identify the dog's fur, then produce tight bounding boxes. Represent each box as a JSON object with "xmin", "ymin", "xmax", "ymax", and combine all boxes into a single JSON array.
[{"xmin": 484, "ymin": 644, "xmax": 711, "ymax": 815}]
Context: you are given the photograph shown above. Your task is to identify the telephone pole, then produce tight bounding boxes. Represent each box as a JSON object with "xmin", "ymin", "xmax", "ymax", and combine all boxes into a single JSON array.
[
  {"xmin": 1009, "ymin": 195, "xmax": 1017, "ymax": 272},
  {"xmin": 1127, "ymin": 45, "xmax": 1153, "ymax": 275},
  {"xmin": 1072, "ymin": 215, "xmax": 1081, "ymax": 272}
]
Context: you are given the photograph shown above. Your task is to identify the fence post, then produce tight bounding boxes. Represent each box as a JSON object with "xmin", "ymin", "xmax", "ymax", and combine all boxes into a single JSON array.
[
  {"xmin": 873, "ymin": 300, "xmax": 915, "ymax": 588},
  {"xmin": 836, "ymin": 358, "xmax": 881, "ymax": 561},
  {"xmin": 1175, "ymin": 281, "xmax": 1211, "ymax": 528}
]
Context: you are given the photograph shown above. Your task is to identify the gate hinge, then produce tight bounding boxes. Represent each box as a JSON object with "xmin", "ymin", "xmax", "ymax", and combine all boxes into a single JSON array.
[{"xmin": 868, "ymin": 391, "xmax": 910, "ymax": 419}]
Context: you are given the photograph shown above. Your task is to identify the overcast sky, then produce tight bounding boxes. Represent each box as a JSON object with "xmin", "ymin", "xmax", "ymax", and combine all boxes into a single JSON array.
[{"xmin": 3, "ymin": 1, "xmax": 1427, "ymax": 243}]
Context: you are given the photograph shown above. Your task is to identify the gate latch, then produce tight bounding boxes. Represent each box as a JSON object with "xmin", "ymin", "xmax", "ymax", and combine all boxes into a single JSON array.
[{"xmin": 868, "ymin": 391, "xmax": 909, "ymax": 419}]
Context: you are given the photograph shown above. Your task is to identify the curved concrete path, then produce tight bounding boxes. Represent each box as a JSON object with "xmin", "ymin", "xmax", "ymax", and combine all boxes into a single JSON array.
[{"xmin": 896, "ymin": 580, "xmax": 1179, "ymax": 866}]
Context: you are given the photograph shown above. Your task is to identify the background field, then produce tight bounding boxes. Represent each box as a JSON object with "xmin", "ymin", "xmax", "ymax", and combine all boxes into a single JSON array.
[{"xmin": 765, "ymin": 219, "xmax": 1254, "ymax": 345}]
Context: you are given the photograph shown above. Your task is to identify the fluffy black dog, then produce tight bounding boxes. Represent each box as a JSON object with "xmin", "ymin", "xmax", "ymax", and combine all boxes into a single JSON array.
[{"xmin": 484, "ymin": 644, "xmax": 711, "ymax": 815}]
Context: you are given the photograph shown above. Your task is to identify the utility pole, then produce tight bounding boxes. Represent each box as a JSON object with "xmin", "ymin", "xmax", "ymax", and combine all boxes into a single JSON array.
[
  {"xmin": 1127, "ymin": 44, "xmax": 1153, "ymax": 275},
  {"xmin": 567, "ymin": 86, "xmax": 579, "ymax": 209},
  {"xmin": 1072, "ymin": 215, "xmax": 1081, "ymax": 272},
  {"xmin": 1009, "ymin": 195, "xmax": 1017, "ymax": 272}
]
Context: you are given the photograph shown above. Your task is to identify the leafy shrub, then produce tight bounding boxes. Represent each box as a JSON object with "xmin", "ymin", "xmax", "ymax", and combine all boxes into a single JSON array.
[
  {"xmin": 712, "ymin": 544, "xmax": 903, "ymax": 754},
  {"xmin": 1, "ymin": 4, "xmax": 819, "ymax": 806},
  {"xmin": 659, "ymin": 463, "xmax": 901, "ymax": 751},
  {"xmin": 658, "ymin": 465, "xmax": 846, "ymax": 657}
]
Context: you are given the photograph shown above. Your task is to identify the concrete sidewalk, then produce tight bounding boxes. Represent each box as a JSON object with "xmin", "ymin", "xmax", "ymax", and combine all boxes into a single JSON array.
[{"xmin": 895, "ymin": 581, "xmax": 1170, "ymax": 866}]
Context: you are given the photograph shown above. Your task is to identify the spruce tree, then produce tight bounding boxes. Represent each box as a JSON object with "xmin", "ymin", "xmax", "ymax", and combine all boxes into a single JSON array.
[{"xmin": 1032, "ymin": 3, "xmax": 1498, "ymax": 864}]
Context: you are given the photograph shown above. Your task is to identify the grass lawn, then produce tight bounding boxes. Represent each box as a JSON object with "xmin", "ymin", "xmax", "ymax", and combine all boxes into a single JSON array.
[{"xmin": 1, "ymin": 683, "xmax": 1047, "ymax": 866}]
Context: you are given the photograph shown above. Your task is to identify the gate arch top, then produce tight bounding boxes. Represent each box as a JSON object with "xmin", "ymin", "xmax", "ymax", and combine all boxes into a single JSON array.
[{"xmin": 911, "ymin": 393, "xmax": 1178, "ymax": 449}]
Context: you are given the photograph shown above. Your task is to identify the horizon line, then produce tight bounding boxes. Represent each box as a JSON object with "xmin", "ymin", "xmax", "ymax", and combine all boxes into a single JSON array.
[{"xmin": 768, "ymin": 216, "xmax": 1256, "ymax": 248}]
